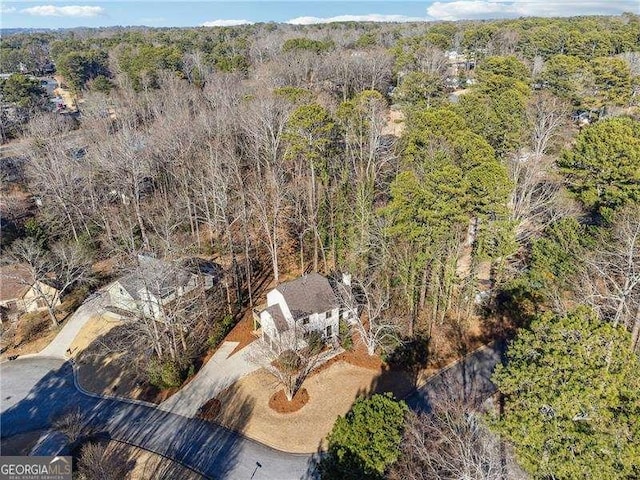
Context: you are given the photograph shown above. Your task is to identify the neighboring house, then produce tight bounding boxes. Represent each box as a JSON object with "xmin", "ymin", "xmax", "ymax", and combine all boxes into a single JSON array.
[
  {"xmin": 106, "ymin": 255, "xmax": 220, "ymax": 320},
  {"xmin": 0, "ymin": 264, "xmax": 62, "ymax": 318},
  {"xmin": 257, "ymin": 272, "xmax": 351, "ymax": 351}
]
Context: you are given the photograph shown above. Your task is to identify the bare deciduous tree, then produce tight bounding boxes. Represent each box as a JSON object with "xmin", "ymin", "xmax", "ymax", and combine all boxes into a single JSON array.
[
  {"xmin": 339, "ymin": 272, "xmax": 401, "ymax": 356},
  {"xmin": 390, "ymin": 399, "xmax": 522, "ymax": 480},
  {"xmin": 246, "ymin": 326, "xmax": 325, "ymax": 401},
  {"xmin": 4, "ymin": 238, "xmax": 92, "ymax": 327},
  {"xmin": 507, "ymin": 152, "xmax": 575, "ymax": 241},
  {"xmin": 580, "ymin": 206, "xmax": 640, "ymax": 349},
  {"xmin": 527, "ymin": 92, "xmax": 569, "ymax": 160},
  {"xmin": 77, "ymin": 442, "xmax": 131, "ymax": 480},
  {"xmin": 249, "ymin": 167, "xmax": 289, "ymax": 283}
]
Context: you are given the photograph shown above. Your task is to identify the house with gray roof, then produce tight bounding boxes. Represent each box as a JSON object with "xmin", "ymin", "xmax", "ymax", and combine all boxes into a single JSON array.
[
  {"xmin": 257, "ymin": 272, "xmax": 349, "ymax": 351},
  {"xmin": 106, "ymin": 255, "xmax": 219, "ymax": 320}
]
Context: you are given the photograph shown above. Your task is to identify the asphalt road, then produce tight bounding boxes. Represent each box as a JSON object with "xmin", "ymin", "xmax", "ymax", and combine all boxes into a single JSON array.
[
  {"xmin": 0, "ymin": 342, "xmax": 505, "ymax": 479},
  {"xmin": 1, "ymin": 358, "xmax": 313, "ymax": 479}
]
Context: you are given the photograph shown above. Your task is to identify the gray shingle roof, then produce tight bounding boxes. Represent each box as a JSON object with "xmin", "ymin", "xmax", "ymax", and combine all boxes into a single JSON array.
[
  {"xmin": 275, "ymin": 273, "xmax": 338, "ymax": 320},
  {"xmin": 264, "ymin": 304, "xmax": 289, "ymax": 333},
  {"xmin": 118, "ymin": 256, "xmax": 193, "ymax": 301}
]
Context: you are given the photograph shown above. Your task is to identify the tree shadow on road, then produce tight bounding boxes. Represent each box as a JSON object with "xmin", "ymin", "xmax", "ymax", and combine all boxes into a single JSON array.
[{"xmin": 0, "ymin": 358, "xmax": 254, "ymax": 479}]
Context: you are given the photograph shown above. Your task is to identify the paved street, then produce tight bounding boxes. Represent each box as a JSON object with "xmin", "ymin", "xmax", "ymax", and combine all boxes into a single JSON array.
[
  {"xmin": 0, "ymin": 285, "xmax": 506, "ymax": 479},
  {"xmin": 1, "ymin": 357, "xmax": 314, "ymax": 479},
  {"xmin": 1, "ymin": 342, "xmax": 505, "ymax": 479}
]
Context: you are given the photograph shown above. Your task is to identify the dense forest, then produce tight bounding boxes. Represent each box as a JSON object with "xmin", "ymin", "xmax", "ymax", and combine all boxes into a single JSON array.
[{"xmin": 1, "ymin": 13, "xmax": 640, "ymax": 479}]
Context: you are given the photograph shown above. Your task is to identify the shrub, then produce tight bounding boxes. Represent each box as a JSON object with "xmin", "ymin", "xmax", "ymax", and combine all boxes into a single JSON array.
[
  {"xmin": 306, "ymin": 330, "xmax": 325, "ymax": 354},
  {"xmin": 77, "ymin": 441, "xmax": 130, "ymax": 480},
  {"xmin": 321, "ymin": 393, "xmax": 408, "ymax": 479},
  {"xmin": 52, "ymin": 407, "xmax": 89, "ymax": 443},
  {"xmin": 207, "ymin": 314, "xmax": 235, "ymax": 349},
  {"xmin": 338, "ymin": 319, "xmax": 353, "ymax": 350},
  {"xmin": 147, "ymin": 359, "xmax": 184, "ymax": 389}
]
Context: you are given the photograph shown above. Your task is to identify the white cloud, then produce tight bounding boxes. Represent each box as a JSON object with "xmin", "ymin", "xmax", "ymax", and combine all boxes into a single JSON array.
[
  {"xmin": 426, "ymin": 1, "xmax": 635, "ymax": 21},
  {"xmin": 201, "ymin": 19, "xmax": 253, "ymax": 27},
  {"xmin": 21, "ymin": 5, "xmax": 105, "ymax": 17},
  {"xmin": 1, "ymin": 6, "xmax": 17, "ymax": 14},
  {"xmin": 287, "ymin": 14, "xmax": 426, "ymax": 25}
]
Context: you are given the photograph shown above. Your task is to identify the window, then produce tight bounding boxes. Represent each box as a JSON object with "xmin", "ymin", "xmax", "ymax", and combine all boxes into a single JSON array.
[
  {"xmin": 302, "ymin": 317, "xmax": 310, "ymax": 325},
  {"xmin": 326, "ymin": 325, "xmax": 332, "ymax": 337}
]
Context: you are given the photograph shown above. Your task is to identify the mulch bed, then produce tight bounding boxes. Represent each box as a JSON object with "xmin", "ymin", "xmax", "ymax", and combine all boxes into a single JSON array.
[
  {"xmin": 196, "ymin": 398, "xmax": 222, "ymax": 421},
  {"xmin": 226, "ymin": 311, "xmax": 259, "ymax": 355},
  {"xmin": 268, "ymin": 388, "xmax": 309, "ymax": 414},
  {"xmin": 311, "ymin": 340, "xmax": 383, "ymax": 378}
]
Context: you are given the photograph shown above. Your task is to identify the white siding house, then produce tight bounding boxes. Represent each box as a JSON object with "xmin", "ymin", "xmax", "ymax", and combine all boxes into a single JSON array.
[
  {"xmin": 258, "ymin": 273, "xmax": 345, "ymax": 351},
  {"xmin": 106, "ymin": 255, "xmax": 220, "ymax": 320}
]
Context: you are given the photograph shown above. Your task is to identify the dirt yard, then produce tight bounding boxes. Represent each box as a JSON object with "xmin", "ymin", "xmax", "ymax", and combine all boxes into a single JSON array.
[
  {"xmin": 0, "ymin": 311, "xmax": 64, "ymax": 360},
  {"xmin": 53, "ymin": 75, "xmax": 79, "ymax": 111},
  {"xmin": 382, "ymin": 107, "xmax": 405, "ymax": 137},
  {"xmin": 210, "ymin": 359, "xmax": 415, "ymax": 453},
  {"xmin": 225, "ymin": 309, "xmax": 258, "ymax": 355},
  {"xmin": 123, "ymin": 442, "xmax": 204, "ymax": 479}
]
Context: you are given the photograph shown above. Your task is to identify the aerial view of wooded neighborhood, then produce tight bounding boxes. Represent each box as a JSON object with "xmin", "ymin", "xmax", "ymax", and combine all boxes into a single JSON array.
[{"xmin": 0, "ymin": 2, "xmax": 639, "ymax": 479}]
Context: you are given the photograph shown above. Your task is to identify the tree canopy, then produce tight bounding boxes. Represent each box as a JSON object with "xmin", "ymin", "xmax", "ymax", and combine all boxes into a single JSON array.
[
  {"xmin": 492, "ymin": 308, "xmax": 640, "ymax": 479},
  {"xmin": 558, "ymin": 117, "xmax": 640, "ymax": 220},
  {"xmin": 320, "ymin": 393, "xmax": 408, "ymax": 479},
  {"xmin": 0, "ymin": 73, "xmax": 46, "ymax": 110}
]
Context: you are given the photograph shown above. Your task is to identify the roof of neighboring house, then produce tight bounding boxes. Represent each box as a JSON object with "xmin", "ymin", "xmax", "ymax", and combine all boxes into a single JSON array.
[
  {"xmin": 264, "ymin": 304, "xmax": 289, "ymax": 333},
  {"xmin": 116, "ymin": 255, "xmax": 193, "ymax": 301},
  {"xmin": 0, "ymin": 264, "xmax": 31, "ymax": 301},
  {"xmin": 275, "ymin": 272, "xmax": 339, "ymax": 320},
  {"xmin": 179, "ymin": 258, "xmax": 224, "ymax": 281}
]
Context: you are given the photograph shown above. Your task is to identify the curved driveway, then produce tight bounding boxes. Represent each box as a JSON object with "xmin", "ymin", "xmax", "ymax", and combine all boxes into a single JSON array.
[{"xmin": 1, "ymin": 343, "xmax": 505, "ymax": 479}]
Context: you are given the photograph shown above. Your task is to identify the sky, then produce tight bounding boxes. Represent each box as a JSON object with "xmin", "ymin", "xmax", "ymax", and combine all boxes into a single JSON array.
[{"xmin": 0, "ymin": 1, "xmax": 636, "ymax": 29}]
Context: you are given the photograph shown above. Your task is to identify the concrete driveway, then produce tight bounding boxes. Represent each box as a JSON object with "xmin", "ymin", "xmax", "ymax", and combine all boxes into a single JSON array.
[
  {"xmin": 159, "ymin": 341, "xmax": 263, "ymax": 417},
  {"xmin": 39, "ymin": 294, "xmax": 107, "ymax": 358}
]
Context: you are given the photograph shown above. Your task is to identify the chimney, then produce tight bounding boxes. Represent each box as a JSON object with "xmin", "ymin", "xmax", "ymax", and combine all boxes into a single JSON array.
[{"xmin": 342, "ymin": 272, "xmax": 351, "ymax": 287}]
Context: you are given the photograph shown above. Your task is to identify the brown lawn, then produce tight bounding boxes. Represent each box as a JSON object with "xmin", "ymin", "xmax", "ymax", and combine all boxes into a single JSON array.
[{"xmin": 209, "ymin": 358, "xmax": 415, "ymax": 453}]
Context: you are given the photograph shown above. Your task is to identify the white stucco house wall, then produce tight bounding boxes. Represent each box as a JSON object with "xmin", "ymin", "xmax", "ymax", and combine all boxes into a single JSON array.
[{"xmin": 257, "ymin": 273, "xmax": 351, "ymax": 351}]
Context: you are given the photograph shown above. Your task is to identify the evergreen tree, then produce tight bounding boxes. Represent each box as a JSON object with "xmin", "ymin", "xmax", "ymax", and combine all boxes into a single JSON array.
[
  {"xmin": 320, "ymin": 393, "xmax": 408, "ymax": 479},
  {"xmin": 492, "ymin": 308, "xmax": 640, "ymax": 479},
  {"xmin": 558, "ymin": 117, "xmax": 640, "ymax": 221}
]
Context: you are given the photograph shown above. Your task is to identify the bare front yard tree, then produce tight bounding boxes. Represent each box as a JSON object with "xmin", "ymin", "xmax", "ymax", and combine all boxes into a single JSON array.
[
  {"xmin": 52, "ymin": 407, "xmax": 90, "ymax": 443},
  {"xmin": 246, "ymin": 327, "xmax": 324, "ymax": 401},
  {"xmin": 339, "ymin": 272, "xmax": 401, "ymax": 356},
  {"xmin": 77, "ymin": 442, "xmax": 131, "ymax": 480},
  {"xmin": 4, "ymin": 238, "xmax": 92, "ymax": 327}
]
